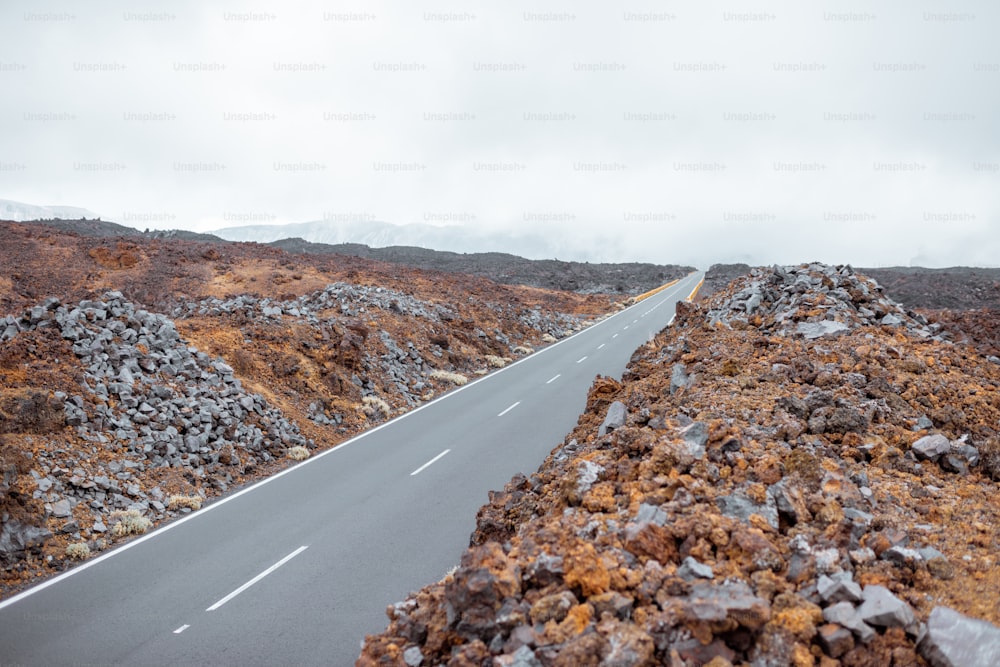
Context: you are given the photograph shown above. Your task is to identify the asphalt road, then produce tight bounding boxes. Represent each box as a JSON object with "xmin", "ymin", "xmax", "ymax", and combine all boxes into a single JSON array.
[{"xmin": 0, "ymin": 271, "xmax": 703, "ymax": 666}]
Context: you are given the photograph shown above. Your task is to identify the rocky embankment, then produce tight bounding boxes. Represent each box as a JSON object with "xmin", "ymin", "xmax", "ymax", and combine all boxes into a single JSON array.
[
  {"xmin": 0, "ymin": 274, "xmax": 600, "ymax": 594},
  {"xmin": 358, "ymin": 263, "xmax": 1000, "ymax": 666}
]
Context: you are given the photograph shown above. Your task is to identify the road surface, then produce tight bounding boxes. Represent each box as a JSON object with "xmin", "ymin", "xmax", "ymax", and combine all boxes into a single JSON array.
[{"xmin": 0, "ymin": 271, "xmax": 703, "ymax": 666}]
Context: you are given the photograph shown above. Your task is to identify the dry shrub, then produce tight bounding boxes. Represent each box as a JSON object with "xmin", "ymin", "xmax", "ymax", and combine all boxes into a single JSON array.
[
  {"xmin": 287, "ymin": 446, "xmax": 310, "ymax": 461},
  {"xmin": 65, "ymin": 542, "xmax": 90, "ymax": 560},
  {"xmin": 429, "ymin": 370, "xmax": 468, "ymax": 386},
  {"xmin": 362, "ymin": 396, "xmax": 391, "ymax": 418},
  {"xmin": 167, "ymin": 495, "xmax": 202, "ymax": 511},
  {"xmin": 109, "ymin": 509, "xmax": 152, "ymax": 538},
  {"xmin": 485, "ymin": 355, "xmax": 509, "ymax": 369}
]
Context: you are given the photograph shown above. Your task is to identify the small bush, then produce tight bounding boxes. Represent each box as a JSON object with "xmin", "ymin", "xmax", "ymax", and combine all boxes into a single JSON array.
[
  {"xmin": 485, "ymin": 355, "xmax": 510, "ymax": 368},
  {"xmin": 429, "ymin": 370, "xmax": 469, "ymax": 386},
  {"xmin": 541, "ymin": 333, "xmax": 558, "ymax": 343},
  {"xmin": 362, "ymin": 395, "xmax": 391, "ymax": 418},
  {"xmin": 65, "ymin": 542, "xmax": 90, "ymax": 560},
  {"xmin": 109, "ymin": 509, "xmax": 152, "ymax": 538},
  {"xmin": 473, "ymin": 369, "xmax": 488, "ymax": 376},
  {"xmin": 512, "ymin": 346, "xmax": 534, "ymax": 355},
  {"xmin": 287, "ymin": 445, "xmax": 310, "ymax": 461},
  {"xmin": 167, "ymin": 494, "xmax": 203, "ymax": 511}
]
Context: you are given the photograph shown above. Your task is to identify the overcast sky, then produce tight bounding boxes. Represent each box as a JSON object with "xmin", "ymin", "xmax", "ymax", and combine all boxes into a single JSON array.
[{"xmin": 1, "ymin": 0, "xmax": 997, "ymax": 267}]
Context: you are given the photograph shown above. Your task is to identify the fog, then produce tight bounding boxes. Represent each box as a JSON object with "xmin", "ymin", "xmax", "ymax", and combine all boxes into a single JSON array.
[{"xmin": 2, "ymin": 0, "xmax": 997, "ymax": 267}]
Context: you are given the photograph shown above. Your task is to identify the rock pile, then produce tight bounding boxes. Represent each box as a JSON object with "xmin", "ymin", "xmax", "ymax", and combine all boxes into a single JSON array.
[
  {"xmin": 1, "ymin": 291, "xmax": 310, "ymax": 553},
  {"xmin": 358, "ymin": 263, "xmax": 1000, "ymax": 666},
  {"xmin": 704, "ymin": 263, "xmax": 947, "ymax": 342},
  {"xmin": 173, "ymin": 282, "xmax": 579, "ymax": 341},
  {"xmin": 174, "ymin": 283, "xmax": 584, "ymax": 410}
]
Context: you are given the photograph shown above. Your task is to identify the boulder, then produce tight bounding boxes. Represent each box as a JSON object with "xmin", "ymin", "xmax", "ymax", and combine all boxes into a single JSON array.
[
  {"xmin": 796, "ymin": 320, "xmax": 849, "ymax": 339},
  {"xmin": 918, "ymin": 606, "xmax": 1000, "ymax": 667},
  {"xmin": 0, "ymin": 520, "xmax": 52, "ymax": 566},
  {"xmin": 598, "ymin": 401, "xmax": 627, "ymax": 436},
  {"xmin": 911, "ymin": 434, "xmax": 951, "ymax": 461},
  {"xmin": 858, "ymin": 585, "xmax": 917, "ymax": 633}
]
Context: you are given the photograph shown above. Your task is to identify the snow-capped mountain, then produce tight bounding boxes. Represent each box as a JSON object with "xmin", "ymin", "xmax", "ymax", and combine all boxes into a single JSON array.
[{"xmin": 0, "ymin": 199, "xmax": 101, "ymax": 222}]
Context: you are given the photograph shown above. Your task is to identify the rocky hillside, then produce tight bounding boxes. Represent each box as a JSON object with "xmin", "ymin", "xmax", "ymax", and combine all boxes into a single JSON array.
[
  {"xmin": 9, "ymin": 217, "xmax": 693, "ymax": 296},
  {"xmin": 861, "ymin": 267, "xmax": 1000, "ymax": 312},
  {"xmin": 698, "ymin": 263, "xmax": 1000, "ymax": 364},
  {"xmin": 359, "ymin": 263, "xmax": 1000, "ymax": 666},
  {"xmin": 0, "ymin": 221, "xmax": 619, "ymax": 596},
  {"xmin": 270, "ymin": 238, "xmax": 695, "ymax": 295}
]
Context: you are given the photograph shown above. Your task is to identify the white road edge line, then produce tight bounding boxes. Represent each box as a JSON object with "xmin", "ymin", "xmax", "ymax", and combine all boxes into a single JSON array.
[
  {"xmin": 173, "ymin": 624, "xmax": 190, "ymax": 635},
  {"xmin": 410, "ymin": 449, "xmax": 451, "ymax": 476},
  {"xmin": 497, "ymin": 402, "xmax": 521, "ymax": 417},
  {"xmin": 206, "ymin": 546, "xmax": 308, "ymax": 612},
  {"xmin": 546, "ymin": 374, "xmax": 561, "ymax": 384},
  {"xmin": 0, "ymin": 272, "xmax": 701, "ymax": 612}
]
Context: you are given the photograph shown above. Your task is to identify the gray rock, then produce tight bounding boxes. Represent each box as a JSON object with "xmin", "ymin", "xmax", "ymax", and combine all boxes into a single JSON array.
[
  {"xmin": 823, "ymin": 601, "xmax": 876, "ymax": 643},
  {"xmin": 498, "ymin": 645, "xmax": 543, "ymax": 667},
  {"xmin": 918, "ymin": 606, "xmax": 1000, "ymax": 667},
  {"xmin": 796, "ymin": 320, "xmax": 849, "ymax": 339},
  {"xmin": 843, "ymin": 507, "xmax": 874, "ymax": 524},
  {"xmin": 918, "ymin": 547, "xmax": 947, "ymax": 563},
  {"xmin": 818, "ymin": 622, "xmax": 855, "ymax": 658},
  {"xmin": 881, "ymin": 313, "xmax": 904, "ymax": 326},
  {"xmin": 599, "ymin": 401, "xmax": 627, "ymax": 436},
  {"xmin": 51, "ymin": 499, "xmax": 72, "ymax": 518},
  {"xmin": 717, "ymin": 489, "xmax": 778, "ymax": 530},
  {"xmin": 118, "ymin": 366, "xmax": 135, "ymax": 386},
  {"xmin": 817, "ymin": 572, "xmax": 863, "ymax": 604},
  {"xmin": 525, "ymin": 553, "xmax": 564, "ymax": 587},
  {"xmin": 678, "ymin": 556, "xmax": 714, "ymax": 581},
  {"xmin": 686, "ymin": 580, "xmax": 770, "ymax": 628},
  {"xmin": 0, "ymin": 520, "xmax": 52, "ymax": 565},
  {"xmin": 592, "ymin": 591, "xmax": 634, "ymax": 621},
  {"xmin": 912, "ymin": 434, "xmax": 951, "ymax": 461},
  {"xmin": 402, "ymin": 646, "xmax": 424, "ymax": 667},
  {"xmin": 858, "ymin": 585, "xmax": 917, "ymax": 633},
  {"xmin": 914, "ymin": 415, "xmax": 935, "ymax": 431},
  {"xmin": 771, "ymin": 480, "xmax": 808, "ymax": 525},
  {"xmin": 882, "ymin": 546, "xmax": 923, "ymax": 566},
  {"xmin": 576, "ymin": 460, "xmax": 603, "ymax": 495},
  {"xmin": 669, "ymin": 363, "xmax": 690, "ymax": 394},
  {"xmin": 678, "ymin": 422, "xmax": 708, "ymax": 459},
  {"xmin": 635, "ymin": 503, "xmax": 667, "ymax": 527}
]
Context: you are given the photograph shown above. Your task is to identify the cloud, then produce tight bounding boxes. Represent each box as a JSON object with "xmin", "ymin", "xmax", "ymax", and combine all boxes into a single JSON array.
[{"xmin": 1, "ymin": 0, "xmax": 997, "ymax": 266}]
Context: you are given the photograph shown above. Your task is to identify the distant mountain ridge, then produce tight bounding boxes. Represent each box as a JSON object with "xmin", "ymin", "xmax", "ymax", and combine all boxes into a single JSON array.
[
  {"xmin": 0, "ymin": 199, "xmax": 100, "ymax": 222},
  {"xmin": 270, "ymin": 238, "xmax": 695, "ymax": 295},
  {"xmin": 212, "ymin": 219, "xmax": 595, "ymax": 262},
  {"xmin": 0, "ymin": 206, "xmax": 694, "ymax": 295}
]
